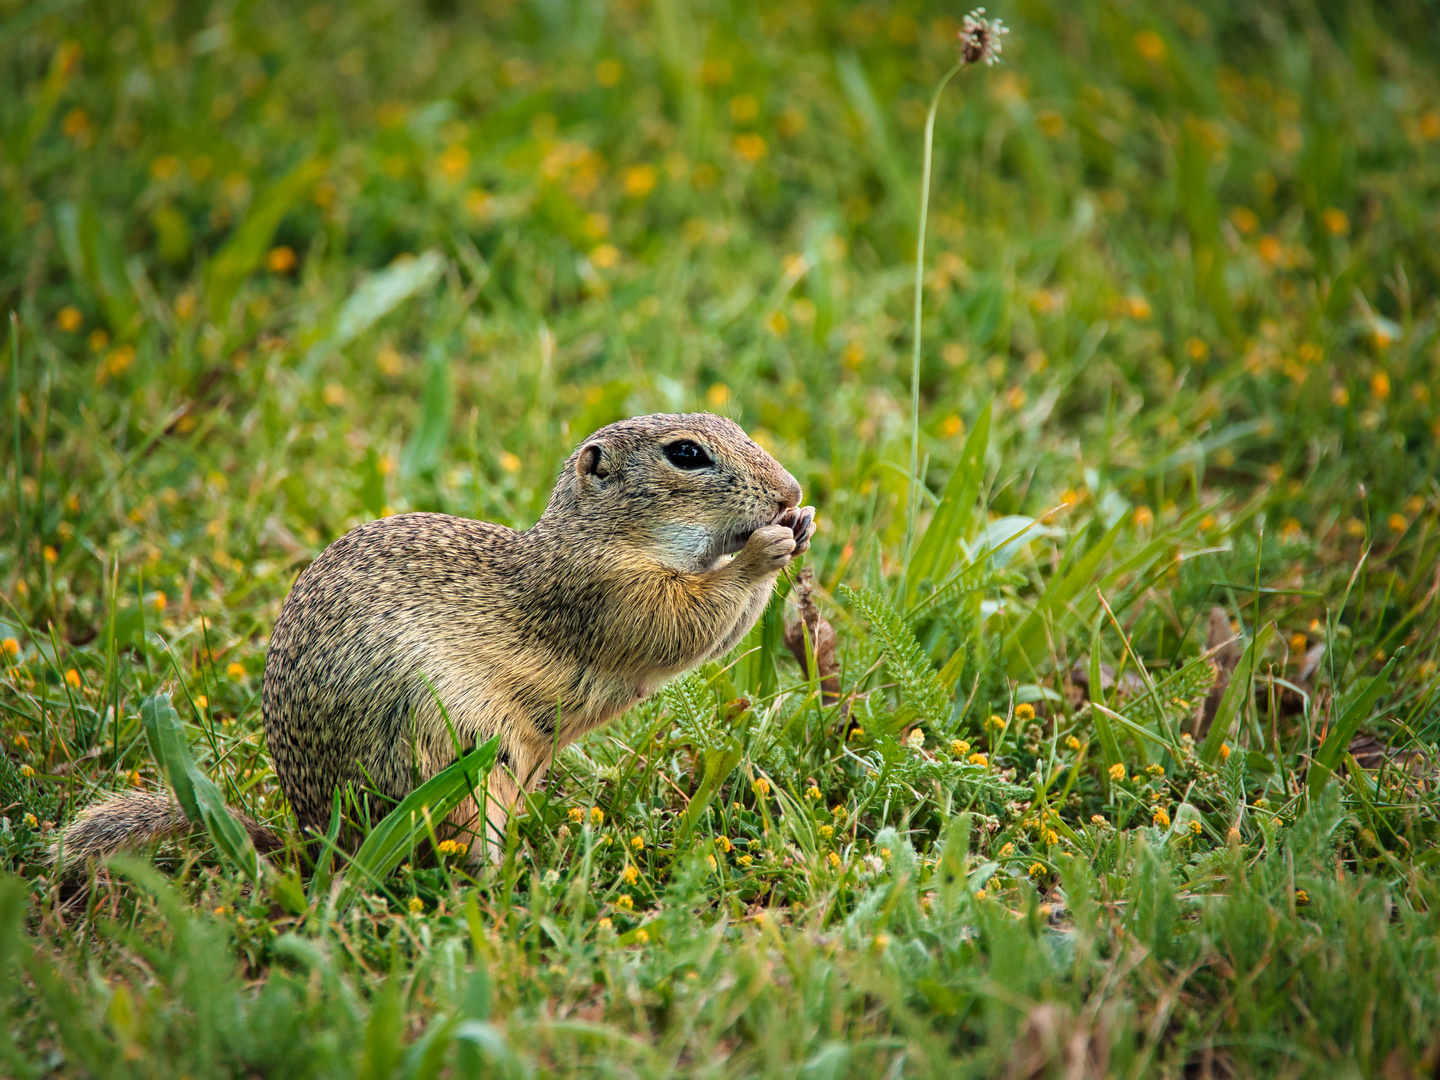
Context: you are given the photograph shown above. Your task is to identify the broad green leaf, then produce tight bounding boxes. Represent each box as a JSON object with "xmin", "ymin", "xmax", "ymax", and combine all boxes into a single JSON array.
[
  {"xmin": 206, "ymin": 156, "xmax": 326, "ymax": 321},
  {"xmin": 1199, "ymin": 622, "xmax": 1277, "ymax": 765},
  {"xmin": 140, "ymin": 692, "xmax": 261, "ymax": 882},
  {"xmin": 303, "ymin": 250, "xmax": 447, "ymax": 375},
  {"xmin": 1307, "ymin": 648, "xmax": 1403, "ymax": 797},
  {"xmin": 1005, "ymin": 518, "xmax": 1124, "ymax": 675},
  {"xmin": 1088, "ymin": 623, "xmax": 1123, "ymax": 769},
  {"xmin": 402, "ymin": 345, "xmax": 455, "ymax": 480},
  {"xmin": 336, "ymin": 735, "xmax": 499, "ymax": 909},
  {"xmin": 907, "ymin": 401, "xmax": 991, "ymax": 604}
]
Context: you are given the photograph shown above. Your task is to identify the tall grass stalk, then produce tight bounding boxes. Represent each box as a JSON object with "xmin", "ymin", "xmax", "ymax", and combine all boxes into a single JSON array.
[{"xmin": 905, "ymin": 61, "xmax": 963, "ymax": 591}]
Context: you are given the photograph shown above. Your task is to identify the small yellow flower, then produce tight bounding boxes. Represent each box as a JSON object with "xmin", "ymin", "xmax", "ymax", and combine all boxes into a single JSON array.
[
  {"xmin": 1066, "ymin": 736, "xmax": 1081, "ymax": 751},
  {"xmin": 950, "ymin": 739, "xmax": 971, "ymax": 757},
  {"xmin": 437, "ymin": 144, "xmax": 470, "ymax": 179},
  {"xmin": 879, "ymin": 847, "xmax": 892, "ymax": 861},
  {"xmin": 998, "ymin": 842, "xmax": 1014, "ymax": 857},
  {"xmin": 1388, "ymin": 513, "xmax": 1407, "ymax": 533},
  {"xmin": 193, "ymin": 695, "xmax": 208, "ymax": 710},
  {"xmin": 56, "ymin": 305, "xmax": 84, "ymax": 333},
  {"xmin": 594, "ymin": 59, "xmax": 622, "ymax": 86},
  {"xmin": 1028, "ymin": 862, "xmax": 1046, "ymax": 879},
  {"xmin": 872, "ymin": 933, "xmax": 890, "ymax": 950},
  {"xmin": 634, "ymin": 928, "xmax": 649, "ymax": 944},
  {"xmin": 986, "ymin": 713, "xmax": 1006, "ymax": 731},
  {"xmin": 589, "ymin": 243, "xmax": 621, "ymax": 269},
  {"xmin": 151, "ymin": 593, "xmax": 167, "ymax": 613},
  {"xmin": 1108, "ymin": 763, "xmax": 1126, "ymax": 781},
  {"xmin": 1219, "ymin": 743, "xmax": 1231, "ymax": 762},
  {"xmin": 752, "ymin": 777, "xmax": 770, "ymax": 797},
  {"xmin": 706, "ymin": 854, "xmax": 717, "ymax": 870},
  {"xmin": 13, "ymin": 734, "xmax": 28, "ymax": 751},
  {"xmin": 939, "ymin": 414, "xmax": 963, "ymax": 438},
  {"xmin": 974, "ymin": 888, "xmax": 987, "ymax": 901},
  {"xmin": 967, "ymin": 752, "xmax": 988, "ymax": 767},
  {"xmin": 1133, "ymin": 505, "xmax": 1154, "ymax": 528},
  {"xmin": 847, "ymin": 726, "xmax": 864, "ymax": 740},
  {"xmin": 737, "ymin": 854, "xmax": 752, "ymax": 867},
  {"xmin": 1371, "ymin": 372, "xmax": 1391, "ymax": 400},
  {"xmin": 1152, "ymin": 808, "xmax": 1171, "ymax": 828},
  {"xmin": 214, "ymin": 905, "xmax": 231, "ymax": 917},
  {"xmin": 589, "ymin": 806, "xmax": 605, "ymax": 826},
  {"xmin": 64, "ymin": 668, "xmax": 81, "ymax": 689},
  {"xmin": 1042, "ymin": 829, "xmax": 1058, "ymax": 846},
  {"xmin": 1, "ymin": 638, "xmax": 18, "ymax": 657},
  {"xmin": 818, "ymin": 824, "xmax": 833, "ymax": 839},
  {"xmin": 1295, "ymin": 889, "xmax": 1309, "ymax": 906},
  {"xmin": 832, "ymin": 803, "xmax": 846, "ymax": 818},
  {"xmin": 1090, "ymin": 814, "xmax": 1107, "ymax": 826},
  {"xmin": 622, "ymin": 865, "xmax": 638, "ymax": 885},
  {"xmin": 1321, "ymin": 207, "xmax": 1349, "ymax": 235},
  {"xmin": 266, "ymin": 246, "xmax": 297, "ymax": 274},
  {"xmin": 715, "ymin": 836, "xmax": 732, "ymax": 853},
  {"xmin": 1189, "ymin": 820, "xmax": 1203, "ymax": 836},
  {"xmin": 19, "ymin": 764, "xmax": 35, "ymax": 779},
  {"xmin": 438, "ymin": 839, "xmax": 463, "ymax": 856},
  {"xmin": 1186, "ymin": 337, "xmax": 1210, "ymax": 361},
  {"xmin": 615, "ymin": 894, "xmax": 633, "ymax": 911},
  {"xmin": 630, "ymin": 835, "xmax": 644, "ymax": 851},
  {"xmin": 1014, "ymin": 703, "xmax": 1035, "ymax": 722},
  {"xmin": 805, "ymin": 784, "xmax": 822, "ymax": 800},
  {"xmin": 621, "ymin": 163, "xmax": 657, "ymax": 198},
  {"xmin": 567, "ymin": 807, "xmax": 584, "ymax": 824},
  {"xmin": 597, "ymin": 916, "xmax": 613, "ymax": 930},
  {"xmin": 127, "ymin": 769, "xmax": 141, "ymax": 786},
  {"xmin": 1125, "ymin": 295, "xmax": 1151, "ymax": 320},
  {"xmin": 408, "ymin": 897, "xmax": 424, "ymax": 913},
  {"xmin": 1147, "ymin": 763, "xmax": 1164, "ymax": 777},
  {"xmin": 733, "ymin": 133, "xmax": 767, "ymax": 161},
  {"xmin": 827, "ymin": 851, "xmax": 841, "ymax": 868}
]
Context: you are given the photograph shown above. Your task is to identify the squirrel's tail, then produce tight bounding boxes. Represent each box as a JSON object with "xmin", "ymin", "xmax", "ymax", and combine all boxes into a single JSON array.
[{"xmin": 47, "ymin": 791, "xmax": 284, "ymax": 867}]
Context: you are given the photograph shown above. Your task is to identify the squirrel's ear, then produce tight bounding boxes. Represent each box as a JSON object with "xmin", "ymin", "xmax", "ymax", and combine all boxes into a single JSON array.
[{"xmin": 577, "ymin": 443, "xmax": 610, "ymax": 483}]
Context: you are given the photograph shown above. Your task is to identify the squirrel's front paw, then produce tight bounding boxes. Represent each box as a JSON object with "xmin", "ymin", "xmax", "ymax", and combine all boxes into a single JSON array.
[
  {"xmin": 739, "ymin": 523, "xmax": 797, "ymax": 574},
  {"xmin": 776, "ymin": 505, "xmax": 817, "ymax": 556}
]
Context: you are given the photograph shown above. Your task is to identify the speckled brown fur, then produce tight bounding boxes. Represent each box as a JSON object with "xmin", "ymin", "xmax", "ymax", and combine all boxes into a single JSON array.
[{"xmin": 56, "ymin": 412, "xmax": 814, "ymax": 865}]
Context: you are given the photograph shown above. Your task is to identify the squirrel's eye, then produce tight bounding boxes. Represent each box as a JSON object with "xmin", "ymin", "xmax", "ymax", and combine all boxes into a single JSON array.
[{"xmin": 663, "ymin": 440, "xmax": 714, "ymax": 470}]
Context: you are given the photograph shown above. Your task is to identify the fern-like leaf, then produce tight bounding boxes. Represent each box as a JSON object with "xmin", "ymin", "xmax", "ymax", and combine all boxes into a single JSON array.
[{"xmin": 840, "ymin": 585, "xmax": 950, "ymax": 725}]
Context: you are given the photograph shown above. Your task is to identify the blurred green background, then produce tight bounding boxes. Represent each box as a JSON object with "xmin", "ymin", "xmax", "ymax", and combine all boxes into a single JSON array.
[{"xmin": 4, "ymin": 0, "xmax": 1440, "ymax": 1075}]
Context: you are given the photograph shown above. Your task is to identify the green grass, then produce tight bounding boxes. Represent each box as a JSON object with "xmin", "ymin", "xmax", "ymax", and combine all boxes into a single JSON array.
[{"xmin": 4, "ymin": 0, "xmax": 1440, "ymax": 1075}]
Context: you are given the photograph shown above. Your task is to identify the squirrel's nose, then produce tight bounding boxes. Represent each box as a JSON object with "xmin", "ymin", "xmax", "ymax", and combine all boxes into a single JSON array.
[{"xmin": 778, "ymin": 475, "xmax": 802, "ymax": 512}]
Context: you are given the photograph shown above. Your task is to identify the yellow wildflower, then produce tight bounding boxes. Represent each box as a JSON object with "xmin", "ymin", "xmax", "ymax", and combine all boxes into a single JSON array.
[
  {"xmin": 1028, "ymin": 862, "xmax": 1046, "ymax": 879},
  {"xmin": 950, "ymin": 739, "xmax": 971, "ymax": 757},
  {"xmin": 805, "ymin": 785, "xmax": 822, "ymax": 800},
  {"xmin": 715, "ymin": 836, "xmax": 731, "ymax": 853},
  {"xmin": 266, "ymin": 246, "xmax": 297, "ymax": 273},
  {"xmin": 828, "ymin": 852, "xmax": 841, "ymax": 868},
  {"xmin": 1108, "ymin": 763, "xmax": 1126, "ymax": 781},
  {"xmin": 1015, "ymin": 703, "xmax": 1035, "ymax": 722},
  {"xmin": 634, "ymin": 928, "xmax": 649, "ymax": 944},
  {"xmin": 590, "ymin": 806, "xmax": 605, "ymax": 826},
  {"xmin": 1066, "ymin": 736, "xmax": 1081, "ymax": 751},
  {"xmin": 65, "ymin": 668, "xmax": 81, "ymax": 689},
  {"xmin": 20, "ymin": 764, "xmax": 35, "ymax": 779},
  {"xmin": 733, "ymin": 133, "xmax": 767, "ymax": 161},
  {"xmin": 967, "ymin": 752, "xmax": 987, "ymax": 767},
  {"xmin": 986, "ymin": 713, "xmax": 1006, "ymax": 731},
  {"xmin": 597, "ymin": 917, "xmax": 613, "ymax": 930},
  {"xmin": 568, "ymin": 807, "xmax": 584, "ymax": 824},
  {"xmin": 752, "ymin": 778, "xmax": 770, "ymax": 797},
  {"xmin": 615, "ymin": 894, "xmax": 633, "ymax": 911},
  {"xmin": 1219, "ymin": 743, "xmax": 1231, "ymax": 762},
  {"xmin": 630, "ymin": 835, "xmax": 644, "ymax": 851},
  {"xmin": 408, "ymin": 897, "xmax": 424, "ymax": 913},
  {"xmin": 622, "ymin": 865, "xmax": 638, "ymax": 885},
  {"xmin": 1, "ymin": 638, "xmax": 18, "ymax": 657},
  {"xmin": 56, "ymin": 306, "xmax": 83, "ymax": 333},
  {"xmin": 1152, "ymin": 808, "xmax": 1170, "ymax": 828}
]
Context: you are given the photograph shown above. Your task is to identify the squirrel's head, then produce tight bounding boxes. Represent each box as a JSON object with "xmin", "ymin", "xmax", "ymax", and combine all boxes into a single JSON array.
[{"xmin": 542, "ymin": 412, "xmax": 802, "ymax": 572}]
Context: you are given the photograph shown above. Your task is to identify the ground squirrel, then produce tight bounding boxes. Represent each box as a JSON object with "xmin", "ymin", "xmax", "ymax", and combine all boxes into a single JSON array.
[{"xmin": 54, "ymin": 412, "xmax": 815, "ymax": 865}]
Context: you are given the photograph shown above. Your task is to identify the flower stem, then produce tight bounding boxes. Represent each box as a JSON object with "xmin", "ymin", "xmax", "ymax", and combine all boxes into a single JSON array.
[{"xmin": 903, "ymin": 62, "xmax": 963, "ymax": 595}]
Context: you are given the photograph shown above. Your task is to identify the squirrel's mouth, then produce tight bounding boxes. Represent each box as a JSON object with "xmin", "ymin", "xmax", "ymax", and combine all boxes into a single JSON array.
[{"xmin": 714, "ymin": 509, "xmax": 788, "ymax": 558}]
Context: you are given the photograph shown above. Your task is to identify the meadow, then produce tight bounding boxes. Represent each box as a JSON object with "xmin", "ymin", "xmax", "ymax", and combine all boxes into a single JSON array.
[{"xmin": 3, "ymin": 0, "xmax": 1440, "ymax": 1075}]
